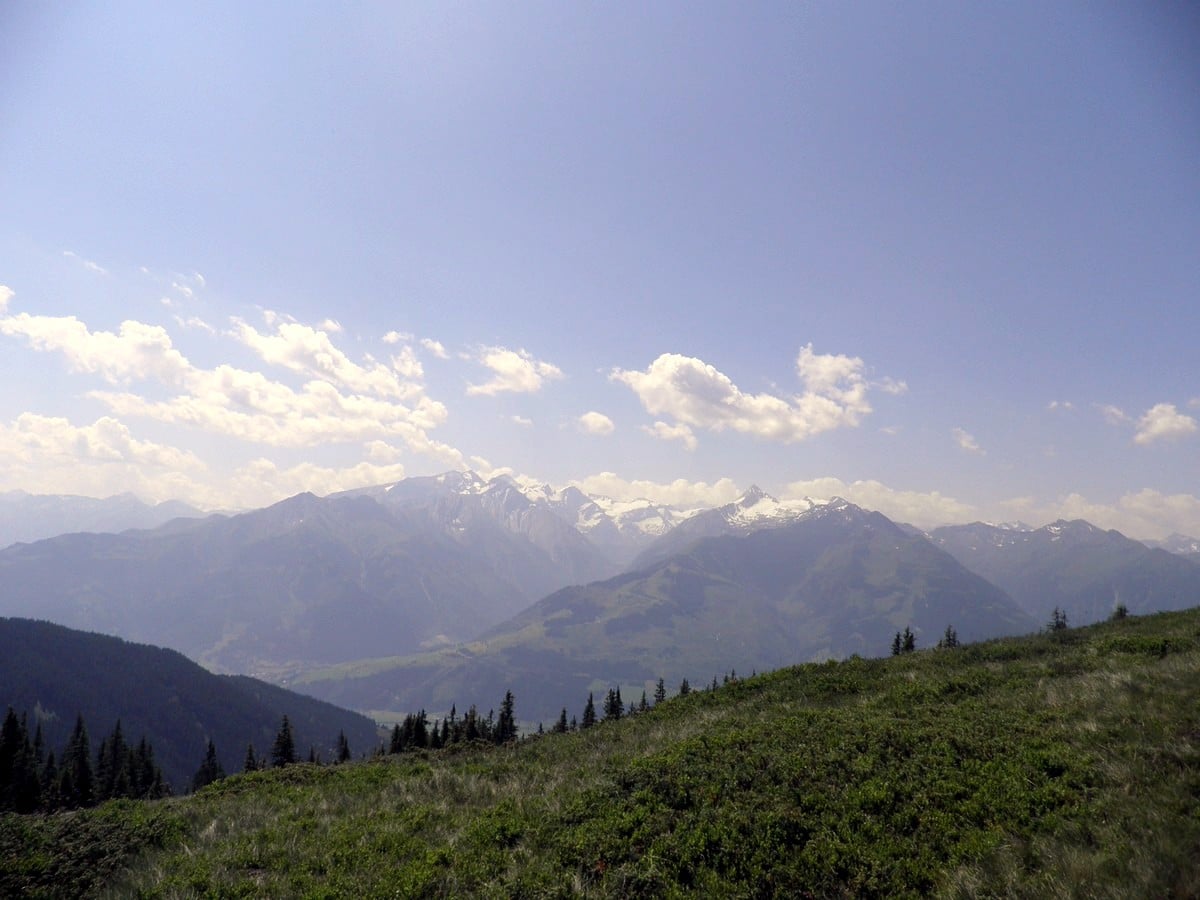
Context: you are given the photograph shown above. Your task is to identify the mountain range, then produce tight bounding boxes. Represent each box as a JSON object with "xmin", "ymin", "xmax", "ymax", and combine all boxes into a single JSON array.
[
  {"xmin": 929, "ymin": 519, "xmax": 1200, "ymax": 626},
  {"xmin": 294, "ymin": 498, "xmax": 1037, "ymax": 721},
  {"xmin": 2, "ymin": 474, "xmax": 1199, "ymax": 725},
  {"xmin": 0, "ymin": 490, "xmax": 203, "ymax": 551}
]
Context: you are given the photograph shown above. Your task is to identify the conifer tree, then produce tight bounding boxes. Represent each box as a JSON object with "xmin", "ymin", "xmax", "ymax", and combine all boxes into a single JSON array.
[
  {"xmin": 554, "ymin": 708, "xmax": 569, "ymax": 734},
  {"xmin": 639, "ymin": 691, "xmax": 649, "ymax": 713},
  {"xmin": 891, "ymin": 631, "xmax": 902, "ymax": 656},
  {"xmin": 59, "ymin": 714, "xmax": 93, "ymax": 808},
  {"xmin": 243, "ymin": 743, "xmax": 258, "ymax": 773},
  {"xmin": 271, "ymin": 715, "xmax": 297, "ymax": 767},
  {"xmin": 336, "ymin": 730, "xmax": 351, "ymax": 763},
  {"xmin": 496, "ymin": 691, "xmax": 517, "ymax": 744},
  {"xmin": 678, "ymin": 678, "xmax": 691, "ymax": 696},
  {"xmin": 192, "ymin": 740, "xmax": 225, "ymax": 792},
  {"xmin": 902, "ymin": 626, "xmax": 916, "ymax": 653},
  {"xmin": 938, "ymin": 624, "xmax": 959, "ymax": 649},
  {"xmin": 654, "ymin": 678, "xmax": 667, "ymax": 705},
  {"xmin": 581, "ymin": 693, "xmax": 596, "ymax": 729}
]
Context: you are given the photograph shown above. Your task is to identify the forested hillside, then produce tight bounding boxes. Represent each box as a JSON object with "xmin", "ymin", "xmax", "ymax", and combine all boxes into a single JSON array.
[{"xmin": 0, "ymin": 619, "xmax": 379, "ymax": 791}]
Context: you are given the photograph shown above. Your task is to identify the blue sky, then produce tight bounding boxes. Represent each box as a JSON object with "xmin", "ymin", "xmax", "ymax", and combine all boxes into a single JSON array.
[{"xmin": 0, "ymin": 2, "xmax": 1197, "ymax": 537}]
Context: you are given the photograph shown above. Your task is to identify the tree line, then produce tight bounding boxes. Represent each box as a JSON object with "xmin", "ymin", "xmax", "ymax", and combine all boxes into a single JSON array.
[{"xmin": 0, "ymin": 707, "xmax": 168, "ymax": 813}]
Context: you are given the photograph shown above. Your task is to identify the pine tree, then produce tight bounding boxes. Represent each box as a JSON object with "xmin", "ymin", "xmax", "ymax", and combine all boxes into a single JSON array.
[
  {"xmin": 1049, "ymin": 607, "xmax": 1069, "ymax": 632},
  {"xmin": 938, "ymin": 624, "xmax": 959, "ymax": 649},
  {"xmin": 639, "ymin": 691, "xmax": 649, "ymax": 713},
  {"xmin": 678, "ymin": 678, "xmax": 691, "ymax": 696},
  {"xmin": 59, "ymin": 714, "xmax": 93, "ymax": 808},
  {"xmin": 902, "ymin": 626, "xmax": 916, "ymax": 653},
  {"xmin": 336, "ymin": 730, "xmax": 351, "ymax": 763},
  {"xmin": 891, "ymin": 631, "xmax": 902, "ymax": 656},
  {"xmin": 581, "ymin": 693, "xmax": 597, "ymax": 729},
  {"xmin": 271, "ymin": 715, "xmax": 297, "ymax": 768},
  {"xmin": 496, "ymin": 691, "xmax": 516, "ymax": 744},
  {"xmin": 554, "ymin": 708, "xmax": 569, "ymax": 734},
  {"xmin": 192, "ymin": 740, "xmax": 225, "ymax": 792},
  {"xmin": 243, "ymin": 743, "xmax": 258, "ymax": 773},
  {"xmin": 654, "ymin": 678, "xmax": 667, "ymax": 705}
]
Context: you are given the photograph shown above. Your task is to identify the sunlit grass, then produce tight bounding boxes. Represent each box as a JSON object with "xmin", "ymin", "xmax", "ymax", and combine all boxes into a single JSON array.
[{"xmin": 3, "ymin": 607, "xmax": 1198, "ymax": 897}]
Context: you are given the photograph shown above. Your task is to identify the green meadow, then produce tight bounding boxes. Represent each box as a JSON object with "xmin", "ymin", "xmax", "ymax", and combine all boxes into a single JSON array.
[{"xmin": 4, "ymin": 608, "xmax": 1198, "ymax": 898}]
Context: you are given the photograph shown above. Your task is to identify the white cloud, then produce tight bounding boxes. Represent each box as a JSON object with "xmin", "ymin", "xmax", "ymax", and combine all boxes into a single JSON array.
[
  {"xmin": 467, "ymin": 346, "xmax": 563, "ymax": 396},
  {"xmin": 420, "ymin": 337, "xmax": 449, "ymax": 359},
  {"xmin": 382, "ymin": 330, "xmax": 410, "ymax": 345},
  {"xmin": 611, "ymin": 345, "xmax": 878, "ymax": 442},
  {"xmin": 1097, "ymin": 404, "xmax": 1130, "ymax": 425},
  {"xmin": 0, "ymin": 312, "xmax": 191, "ymax": 384},
  {"xmin": 641, "ymin": 420, "xmax": 697, "ymax": 450},
  {"xmin": 0, "ymin": 297, "xmax": 463, "ymax": 469},
  {"xmin": 874, "ymin": 376, "xmax": 908, "ymax": 395},
  {"xmin": 0, "ymin": 285, "xmax": 12, "ymax": 313},
  {"xmin": 1134, "ymin": 403, "xmax": 1197, "ymax": 445},
  {"xmin": 578, "ymin": 411, "xmax": 615, "ymax": 436},
  {"xmin": 781, "ymin": 477, "xmax": 976, "ymax": 528},
  {"xmin": 174, "ymin": 315, "xmax": 215, "ymax": 334},
  {"xmin": 225, "ymin": 457, "xmax": 409, "ymax": 508},
  {"xmin": 62, "ymin": 250, "xmax": 107, "ymax": 275},
  {"xmin": 952, "ymin": 427, "xmax": 984, "ymax": 455},
  {"xmin": 1047, "ymin": 400, "xmax": 1074, "ymax": 411},
  {"xmin": 318, "ymin": 318, "xmax": 343, "ymax": 334},
  {"xmin": 570, "ymin": 472, "xmax": 741, "ymax": 507},
  {"xmin": 1001, "ymin": 489, "xmax": 1200, "ymax": 541},
  {"xmin": 511, "ymin": 415, "xmax": 533, "ymax": 427},
  {"xmin": 0, "ymin": 413, "xmax": 212, "ymax": 504},
  {"xmin": 230, "ymin": 316, "xmax": 421, "ymax": 400}
]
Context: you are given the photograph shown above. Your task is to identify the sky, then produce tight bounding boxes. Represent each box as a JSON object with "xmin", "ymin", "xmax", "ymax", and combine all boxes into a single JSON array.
[{"xmin": 0, "ymin": 2, "xmax": 1197, "ymax": 538}]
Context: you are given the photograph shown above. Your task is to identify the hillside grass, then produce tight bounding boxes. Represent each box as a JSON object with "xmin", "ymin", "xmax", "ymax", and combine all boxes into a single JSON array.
[{"xmin": 3, "ymin": 608, "xmax": 1199, "ymax": 897}]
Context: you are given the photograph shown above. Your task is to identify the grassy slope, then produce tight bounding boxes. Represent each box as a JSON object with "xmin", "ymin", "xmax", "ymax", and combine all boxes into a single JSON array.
[{"xmin": 3, "ymin": 609, "xmax": 1199, "ymax": 898}]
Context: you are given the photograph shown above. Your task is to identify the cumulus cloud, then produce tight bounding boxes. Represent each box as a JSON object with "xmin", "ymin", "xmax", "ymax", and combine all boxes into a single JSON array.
[
  {"xmin": 0, "ymin": 285, "xmax": 12, "ymax": 313},
  {"xmin": 225, "ymin": 457, "xmax": 409, "ymax": 508},
  {"xmin": 611, "ymin": 345, "xmax": 879, "ymax": 442},
  {"xmin": 0, "ymin": 295, "xmax": 463, "ymax": 469},
  {"xmin": 641, "ymin": 420, "xmax": 697, "ymax": 450},
  {"xmin": 382, "ymin": 330, "xmax": 410, "ymax": 345},
  {"xmin": 781, "ymin": 477, "xmax": 976, "ymax": 528},
  {"xmin": 467, "ymin": 346, "xmax": 563, "ymax": 396},
  {"xmin": 174, "ymin": 315, "xmax": 215, "ymax": 334},
  {"xmin": 230, "ymin": 316, "xmax": 422, "ymax": 400},
  {"xmin": 1096, "ymin": 404, "xmax": 1130, "ymax": 425},
  {"xmin": 1134, "ymin": 403, "xmax": 1197, "ymax": 445},
  {"xmin": 0, "ymin": 413, "xmax": 212, "ymax": 504},
  {"xmin": 1001, "ymin": 489, "xmax": 1200, "ymax": 541},
  {"xmin": 578, "ymin": 411, "xmax": 615, "ymax": 436},
  {"xmin": 874, "ymin": 376, "xmax": 908, "ymax": 395},
  {"xmin": 952, "ymin": 427, "xmax": 984, "ymax": 455},
  {"xmin": 570, "ymin": 472, "xmax": 741, "ymax": 507},
  {"xmin": 420, "ymin": 338, "xmax": 449, "ymax": 359},
  {"xmin": 0, "ymin": 311, "xmax": 191, "ymax": 384}
]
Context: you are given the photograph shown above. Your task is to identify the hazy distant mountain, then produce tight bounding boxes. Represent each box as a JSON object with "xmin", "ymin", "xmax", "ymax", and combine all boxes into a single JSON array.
[
  {"xmin": 0, "ymin": 618, "xmax": 379, "ymax": 792},
  {"xmin": 1143, "ymin": 533, "xmax": 1200, "ymax": 563},
  {"xmin": 296, "ymin": 501, "xmax": 1035, "ymax": 722},
  {"xmin": 631, "ymin": 486, "xmax": 824, "ymax": 569},
  {"xmin": 931, "ymin": 520, "xmax": 1200, "ymax": 625},
  {"xmin": 0, "ymin": 490, "xmax": 204, "ymax": 550},
  {"xmin": 0, "ymin": 487, "xmax": 615, "ymax": 674}
]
